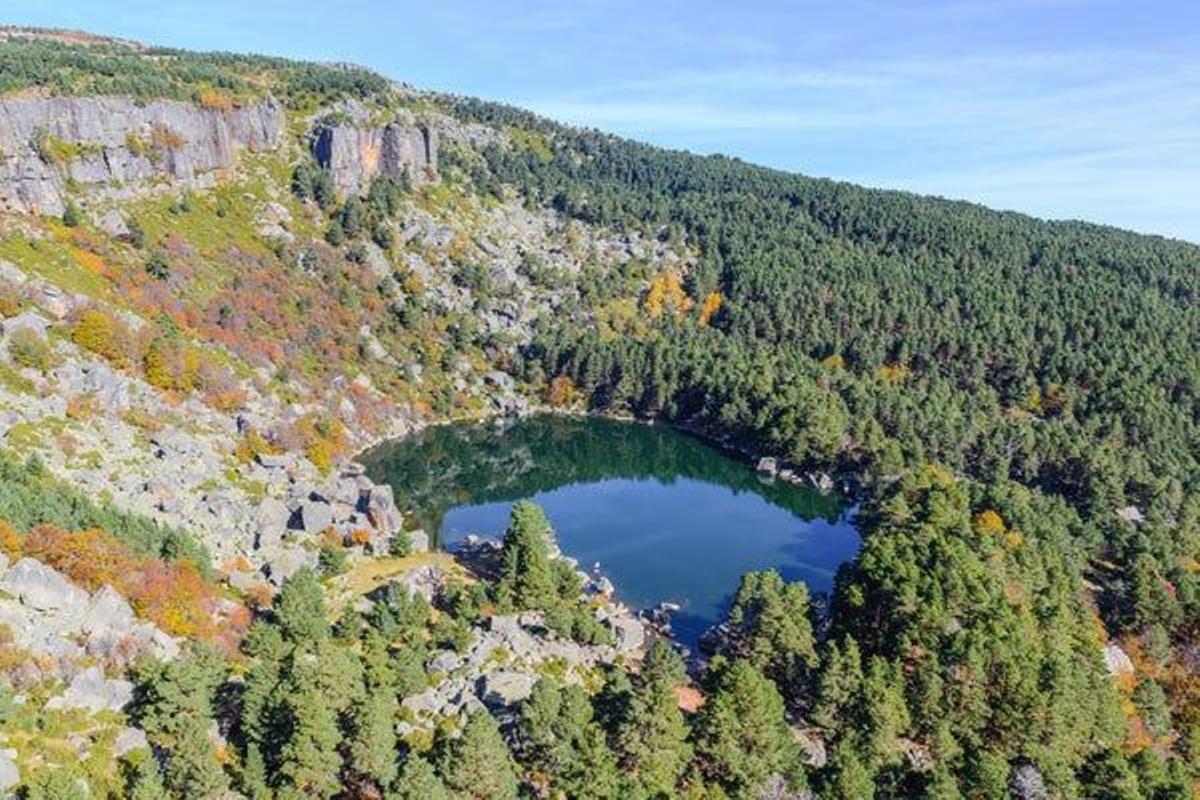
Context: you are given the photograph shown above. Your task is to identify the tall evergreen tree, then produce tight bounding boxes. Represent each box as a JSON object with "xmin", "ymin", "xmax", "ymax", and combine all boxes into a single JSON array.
[
  {"xmin": 391, "ymin": 754, "xmax": 449, "ymax": 800},
  {"xmin": 439, "ymin": 710, "xmax": 520, "ymax": 800},
  {"xmin": 723, "ymin": 569, "xmax": 817, "ymax": 698},
  {"xmin": 274, "ymin": 568, "xmax": 330, "ymax": 644},
  {"xmin": 494, "ymin": 501, "xmax": 559, "ymax": 611},
  {"xmin": 616, "ymin": 642, "xmax": 692, "ymax": 798},
  {"xmin": 695, "ymin": 659, "xmax": 802, "ymax": 796},
  {"xmin": 276, "ymin": 656, "xmax": 344, "ymax": 799}
]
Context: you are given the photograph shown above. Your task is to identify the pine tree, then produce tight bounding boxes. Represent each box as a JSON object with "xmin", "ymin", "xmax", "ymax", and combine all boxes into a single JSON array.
[
  {"xmin": 494, "ymin": 501, "xmax": 559, "ymax": 611},
  {"xmin": 391, "ymin": 754, "xmax": 448, "ymax": 800},
  {"xmin": 520, "ymin": 679, "xmax": 620, "ymax": 799},
  {"xmin": 277, "ymin": 656, "xmax": 344, "ymax": 799},
  {"xmin": 695, "ymin": 659, "xmax": 802, "ymax": 796},
  {"xmin": 723, "ymin": 569, "xmax": 817, "ymax": 697},
  {"xmin": 439, "ymin": 710, "xmax": 520, "ymax": 800},
  {"xmin": 617, "ymin": 643, "xmax": 692, "ymax": 797},
  {"xmin": 823, "ymin": 741, "xmax": 876, "ymax": 800},
  {"xmin": 350, "ymin": 692, "xmax": 399, "ymax": 788},
  {"xmin": 130, "ymin": 651, "xmax": 229, "ymax": 798},
  {"xmin": 122, "ymin": 753, "xmax": 166, "ymax": 800},
  {"xmin": 810, "ymin": 635, "xmax": 863, "ymax": 730},
  {"xmin": 274, "ymin": 568, "xmax": 330, "ymax": 644}
]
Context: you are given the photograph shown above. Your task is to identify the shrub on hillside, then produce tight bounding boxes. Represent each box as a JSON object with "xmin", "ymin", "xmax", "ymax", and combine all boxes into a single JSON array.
[
  {"xmin": 71, "ymin": 308, "xmax": 134, "ymax": 369},
  {"xmin": 7, "ymin": 328, "xmax": 53, "ymax": 371}
]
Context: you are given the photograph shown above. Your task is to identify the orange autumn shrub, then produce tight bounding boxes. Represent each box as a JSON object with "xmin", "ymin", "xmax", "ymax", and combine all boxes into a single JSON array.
[
  {"xmin": 546, "ymin": 374, "xmax": 578, "ymax": 407},
  {"xmin": 130, "ymin": 559, "xmax": 216, "ymax": 639},
  {"xmin": 23, "ymin": 525, "xmax": 137, "ymax": 589},
  {"xmin": 0, "ymin": 520, "xmax": 22, "ymax": 557},
  {"xmin": 20, "ymin": 523, "xmax": 236, "ymax": 644}
]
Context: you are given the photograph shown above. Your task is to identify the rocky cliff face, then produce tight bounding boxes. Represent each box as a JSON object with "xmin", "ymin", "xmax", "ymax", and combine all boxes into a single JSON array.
[
  {"xmin": 0, "ymin": 96, "xmax": 283, "ymax": 215},
  {"xmin": 314, "ymin": 121, "xmax": 437, "ymax": 196}
]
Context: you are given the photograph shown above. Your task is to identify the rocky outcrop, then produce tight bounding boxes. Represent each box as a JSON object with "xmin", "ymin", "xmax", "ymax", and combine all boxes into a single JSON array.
[
  {"xmin": 0, "ymin": 558, "xmax": 179, "ymax": 673},
  {"xmin": 0, "ymin": 96, "xmax": 284, "ymax": 216},
  {"xmin": 314, "ymin": 121, "xmax": 436, "ymax": 196},
  {"xmin": 45, "ymin": 665, "xmax": 133, "ymax": 713}
]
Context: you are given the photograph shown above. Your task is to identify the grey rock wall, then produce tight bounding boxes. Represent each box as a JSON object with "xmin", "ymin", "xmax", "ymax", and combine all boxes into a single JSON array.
[
  {"xmin": 0, "ymin": 96, "xmax": 284, "ymax": 215},
  {"xmin": 314, "ymin": 121, "xmax": 437, "ymax": 197}
]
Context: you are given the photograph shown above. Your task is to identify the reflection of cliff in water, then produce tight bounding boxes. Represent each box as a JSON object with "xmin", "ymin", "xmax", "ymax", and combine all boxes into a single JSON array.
[{"xmin": 362, "ymin": 415, "xmax": 844, "ymax": 541}]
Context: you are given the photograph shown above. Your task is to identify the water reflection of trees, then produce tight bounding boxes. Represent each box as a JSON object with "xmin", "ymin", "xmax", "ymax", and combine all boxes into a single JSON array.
[{"xmin": 362, "ymin": 416, "xmax": 844, "ymax": 534}]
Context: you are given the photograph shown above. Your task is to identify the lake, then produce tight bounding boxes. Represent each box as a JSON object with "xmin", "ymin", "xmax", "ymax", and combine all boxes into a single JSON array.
[{"xmin": 361, "ymin": 415, "xmax": 860, "ymax": 646}]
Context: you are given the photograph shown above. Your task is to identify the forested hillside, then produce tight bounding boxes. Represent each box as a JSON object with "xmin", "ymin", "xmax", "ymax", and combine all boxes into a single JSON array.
[
  {"xmin": 0, "ymin": 30, "xmax": 1195, "ymax": 799},
  {"xmin": 447, "ymin": 96, "xmax": 1200, "ymax": 794}
]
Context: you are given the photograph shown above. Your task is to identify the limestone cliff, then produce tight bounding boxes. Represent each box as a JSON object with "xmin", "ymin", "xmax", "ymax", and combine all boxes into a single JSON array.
[
  {"xmin": 0, "ymin": 96, "xmax": 284, "ymax": 215},
  {"xmin": 314, "ymin": 120, "xmax": 437, "ymax": 196}
]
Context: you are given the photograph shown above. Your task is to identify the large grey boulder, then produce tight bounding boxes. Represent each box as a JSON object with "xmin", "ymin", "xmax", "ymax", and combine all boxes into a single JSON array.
[
  {"xmin": 265, "ymin": 546, "xmax": 316, "ymax": 586},
  {"xmin": 1102, "ymin": 643, "xmax": 1134, "ymax": 676},
  {"xmin": 1011, "ymin": 763, "xmax": 1048, "ymax": 800},
  {"xmin": 477, "ymin": 671, "xmax": 536, "ymax": 706},
  {"xmin": 389, "ymin": 565, "xmax": 443, "ymax": 603},
  {"xmin": 0, "ymin": 558, "xmax": 89, "ymax": 613},
  {"xmin": 0, "ymin": 748, "xmax": 17, "ymax": 794},
  {"xmin": 79, "ymin": 584, "xmax": 135, "ymax": 633},
  {"xmin": 607, "ymin": 615, "xmax": 646, "ymax": 653},
  {"xmin": 113, "ymin": 727, "xmax": 150, "ymax": 757},
  {"xmin": 364, "ymin": 484, "xmax": 402, "ymax": 534},
  {"xmin": 254, "ymin": 496, "xmax": 291, "ymax": 549},
  {"xmin": 45, "ymin": 666, "xmax": 133, "ymax": 713},
  {"xmin": 295, "ymin": 499, "xmax": 334, "ymax": 533}
]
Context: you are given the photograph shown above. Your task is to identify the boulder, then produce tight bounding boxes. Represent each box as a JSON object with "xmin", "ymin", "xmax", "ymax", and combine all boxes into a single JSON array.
[
  {"xmin": 28, "ymin": 281, "xmax": 71, "ymax": 318},
  {"xmin": 294, "ymin": 499, "xmax": 334, "ymax": 533},
  {"xmin": 79, "ymin": 584, "xmax": 135, "ymax": 633},
  {"xmin": 113, "ymin": 727, "xmax": 150, "ymax": 757},
  {"xmin": 0, "ymin": 259, "xmax": 26, "ymax": 284},
  {"xmin": 389, "ymin": 565, "xmax": 443, "ymax": 603},
  {"xmin": 253, "ymin": 496, "xmax": 291, "ymax": 549},
  {"xmin": 265, "ymin": 547, "xmax": 315, "ymax": 586},
  {"xmin": 0, "ymin": 748, "xmax": 17, "ymax": 794},
  {"xmin": 0, "ymin": 558, "xmax": 89, "ymax": 613},
  {"xmin": 408, "ymin": 529, "xmax": 430, "ymax": 554},
  {"xmin": 365, "ymin": 484, "xmax": 402, "ymax": 534},
  {"xmin": 1011, "ymin": 762, "xmax": 1048, "ymax": 800},
  {"xmin": 401, "ymin": 687, "xmax": 445, "ymax": 717},
  {"xmin": 607, "ymin": 615, "xmax": 646, "ymax": 653},
  {"xmin": 477, "ymin": 671, "xmax": 536, "ymax": 706},
  {"xmin": 1102, "ymin": 643, "xmax": 1134, "ymax": 676},
  {"xmin": 256, "ymin": 452, "xmax": 294, "ymax": 470},
  {"xmin": 45, "ymin": 666, "xmax": 133, "ymax": 713},
  {"xmin": 95, "ymin": 209, "xmax": 130, "ymax": 237},
  {"xmin": 1116, "ymin": 505, "xmax": 1144, "ymax": 524},
  {"xmin": 1, "ymin": 310, "xmax": 49, "ymax": 339},
  {"xmin": 428, "ymin": 650, "xmax": 462, "ymax": 674}
]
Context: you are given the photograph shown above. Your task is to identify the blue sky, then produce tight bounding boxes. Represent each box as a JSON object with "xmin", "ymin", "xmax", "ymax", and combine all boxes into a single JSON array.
[{"xmin": 8, "ymin": 1, "xmax": 1200, "ymax": 242}]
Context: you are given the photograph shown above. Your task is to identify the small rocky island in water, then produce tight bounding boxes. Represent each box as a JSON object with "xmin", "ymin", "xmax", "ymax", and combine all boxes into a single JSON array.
[{"xmin": 362, "ymin": 415, "xmax": 860, "ymax": 647}]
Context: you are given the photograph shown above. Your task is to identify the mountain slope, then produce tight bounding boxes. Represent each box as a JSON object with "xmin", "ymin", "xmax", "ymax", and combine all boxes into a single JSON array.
[{"xmin": 0, "ymin": 30, "xmax": 1194, "ymax": 799}]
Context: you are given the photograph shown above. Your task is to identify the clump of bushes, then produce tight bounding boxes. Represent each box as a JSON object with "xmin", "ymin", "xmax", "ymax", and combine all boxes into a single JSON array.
[
  {"xmin": 7, "ymin": 327, "xmax": 53, "ymax": 371},
  {"xmin": 71, "ymin": 308, "xmax": 135, "ymax": 369}
]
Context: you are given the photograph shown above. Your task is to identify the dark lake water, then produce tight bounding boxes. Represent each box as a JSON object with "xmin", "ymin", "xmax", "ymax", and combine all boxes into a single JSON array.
[{"xmin": 362, "ymin": 415, "xmax": 860, "ymax": 646}]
